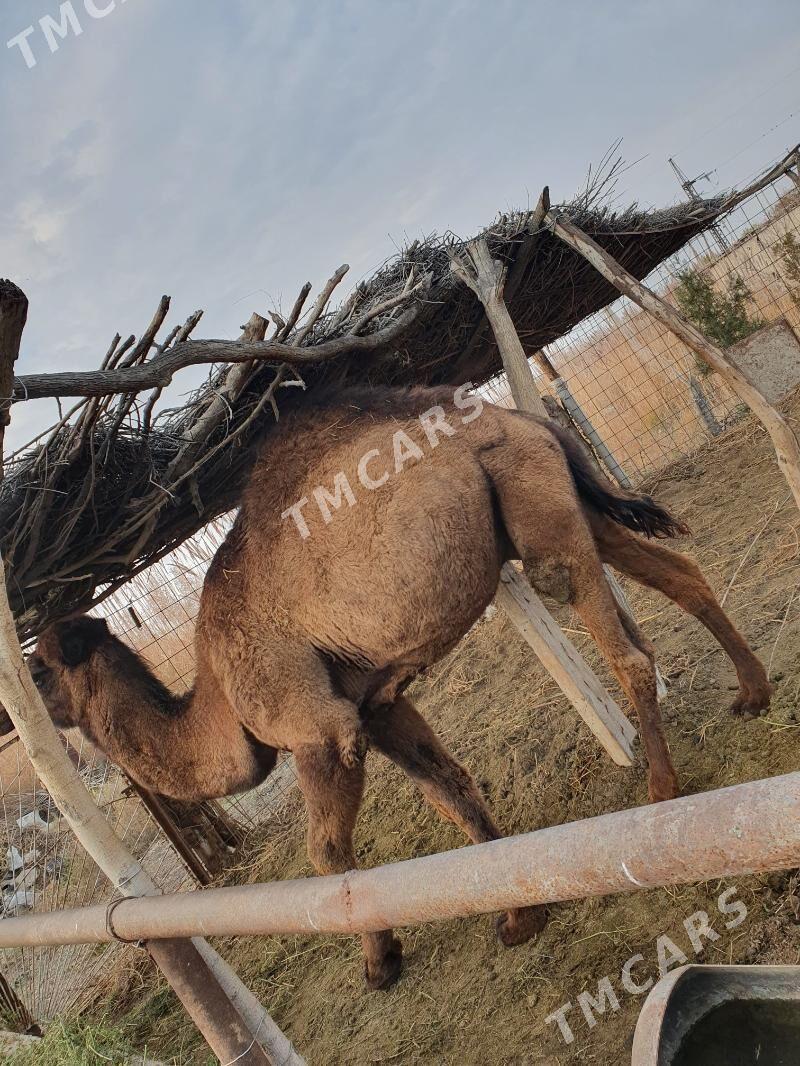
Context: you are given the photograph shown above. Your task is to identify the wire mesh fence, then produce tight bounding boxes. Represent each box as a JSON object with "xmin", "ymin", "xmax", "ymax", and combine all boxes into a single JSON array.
[
  {"xmin": 0, "ymin": 730, "xmax": 185, "ymax": 1026},
  {"xmin": 482, "ymin": 166, "xmax": 800, "ymax": 485},
  {"xmin": 2, "ymin": 152, "xmax": 799, "ymax": 1033}
]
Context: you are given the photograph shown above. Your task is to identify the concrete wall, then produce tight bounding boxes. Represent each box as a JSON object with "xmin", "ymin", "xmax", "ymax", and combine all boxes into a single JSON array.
[{"xmin": 727, "ymin": 320, "xmax": 800, "ymax": 404}]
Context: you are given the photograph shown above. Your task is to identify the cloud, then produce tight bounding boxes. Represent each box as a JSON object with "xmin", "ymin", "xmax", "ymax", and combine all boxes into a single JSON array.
[{"xmin": 2, "ymin": 0, "xmax": 799, "ymax": 452}]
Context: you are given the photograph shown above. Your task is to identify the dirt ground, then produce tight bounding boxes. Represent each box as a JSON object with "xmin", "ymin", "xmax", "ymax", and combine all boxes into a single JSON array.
[{"xmin": 110, "ymin": 397, "xmax": 800, "ymax": 1065}]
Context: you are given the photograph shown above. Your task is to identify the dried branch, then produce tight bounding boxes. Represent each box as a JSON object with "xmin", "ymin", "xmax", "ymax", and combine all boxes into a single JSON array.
[
  {"xmin": 291, "ymin": 264, "xmax": 349, "ymax": 346},
  {"xmin": 100, "ymin": 333, "xmax": 122, "ymax": 369},
  {"xmin": 329, "ymin": 284, "xmax": 364, "ymax": 331},
  {"xmin": 350, "ymin": 273, "xmax": 431, "ymax": 334},
  {"xmin": 276, "ymin": 282, "xmax": 311, "ymax": 340},
  {"xmin": 165, "ymin": 311, "xmax": 269, "ymax": 481},
  {"xmin": 0, "ymin": 280, "xmax": 28, "ymax": 468},
  {"xmin": 120, "ymin": 295, "xmax": 170, "ymax": 367},
  {"xmin": 11, "ymin": 301, "xmax": 420, "ymax": 402}
]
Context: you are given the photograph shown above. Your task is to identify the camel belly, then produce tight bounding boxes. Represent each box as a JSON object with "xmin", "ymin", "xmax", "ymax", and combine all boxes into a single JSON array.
[{"xmin": 290, "ymin": 459, "xmax": 503, "ymax": 674}]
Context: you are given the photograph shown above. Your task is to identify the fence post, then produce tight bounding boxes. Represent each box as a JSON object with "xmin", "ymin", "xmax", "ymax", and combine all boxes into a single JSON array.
[
  {"xmin": 552, "ymin": 376, "xmax": 633, "ymax": 488},
  {"xmin": 450, "ymin": 239, "xmax": 667, "ymax": 705},
  {"xmin": 688, "ymin": 374, "xmax": 723, "ymax": 437},
  {"xmin": 449, "ymin": 237, "xmax": 639, "ymax": 765}
]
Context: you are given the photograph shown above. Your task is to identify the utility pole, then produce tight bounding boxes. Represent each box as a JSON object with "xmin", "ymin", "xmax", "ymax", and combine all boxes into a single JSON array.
[{"xmin": 668, "ymin": 156, "xmax": 731, "ymax": 251}]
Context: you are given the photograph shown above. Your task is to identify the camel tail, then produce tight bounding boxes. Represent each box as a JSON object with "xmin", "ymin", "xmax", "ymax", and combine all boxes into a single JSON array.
[{"xmin": 547, "ymin": 423, "xmax": 690, "ymax": 539}]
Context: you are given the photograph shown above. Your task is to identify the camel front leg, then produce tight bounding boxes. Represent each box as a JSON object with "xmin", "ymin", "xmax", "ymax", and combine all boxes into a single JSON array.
[
  {"xmin": 364, "ymin": 696, "xmax": 547, "ymax": 947},
  {"xmin": 293, "ymin": 741, "xmax": 403, "ymax": 991}
]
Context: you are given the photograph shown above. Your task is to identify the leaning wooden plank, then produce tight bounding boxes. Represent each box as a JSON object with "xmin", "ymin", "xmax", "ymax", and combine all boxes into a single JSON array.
[
  {"xmin": 548, "ymin": 212, "xmax": 800, "ymax": 513},
  {"xmin": 497, "ymin": 565, "xmax": 637, "ymax": 766}
]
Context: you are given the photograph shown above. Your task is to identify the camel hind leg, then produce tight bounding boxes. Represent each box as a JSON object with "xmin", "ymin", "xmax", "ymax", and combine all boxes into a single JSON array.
[
  {"xmin": 588, "ymin": 513, "xmax": 772, "ymax": 718},
  {"xmin": 365, "ymin": 696, "xmax": 547, "ymax": 947},
  {"xmin": 480, "ymin": 436, "xmax": 679, "ymax": 802}
]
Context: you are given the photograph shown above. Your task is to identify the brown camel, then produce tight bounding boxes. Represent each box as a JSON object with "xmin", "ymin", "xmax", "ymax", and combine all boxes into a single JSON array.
[{"xmin": 29, "ymin": 385, "xmax": 771, "ymax": 989}]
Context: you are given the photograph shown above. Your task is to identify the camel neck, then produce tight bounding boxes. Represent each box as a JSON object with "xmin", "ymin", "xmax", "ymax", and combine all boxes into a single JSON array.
[{"xmin": 90, "ymin": 660, "xmax": 262, "ymax": 801}]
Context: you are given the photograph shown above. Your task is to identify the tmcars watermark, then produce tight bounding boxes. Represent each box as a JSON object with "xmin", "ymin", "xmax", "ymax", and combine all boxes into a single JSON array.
[
  {"xmin": 7, "ymin": 1, "xmax": 128, "ymax": 70},
  {"xmin": 280, "ymin": 383, "xmax": 484, "ymax": 541},
  {"xmin": 544, "ymin": 885, "xmax": 748, "ymax": 1046}
]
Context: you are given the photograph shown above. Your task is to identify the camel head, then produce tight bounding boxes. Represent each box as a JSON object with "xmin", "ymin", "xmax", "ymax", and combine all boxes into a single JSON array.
[{"xmin": 28, "ymin": 615, "xmax": 114, "ymax": 732}]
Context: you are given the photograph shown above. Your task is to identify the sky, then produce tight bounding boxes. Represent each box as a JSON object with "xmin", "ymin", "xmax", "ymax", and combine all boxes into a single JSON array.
[{"xmin": 2, "ymin": 0, "xmax": 799, "ymax": 449}]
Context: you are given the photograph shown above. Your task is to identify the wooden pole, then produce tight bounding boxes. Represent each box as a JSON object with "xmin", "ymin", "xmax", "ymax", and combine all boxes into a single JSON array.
[
  {"xmin": 498, "ymin": 570, "xmax": 636, "ymax": 764},
  {"xmin": 0, "ymin": 283, "xmax": 302, "ymax": 1066},
  {"xmin": 548, "ymin": 212, "xmax": 800, "ymax": 512},
  {"xmin": 450, "ymin": 238, "xmax": 550, "ymax": 418},
  {"xmin": 0, "ymin": 281, "xmax": 27, "ymax": 458},
  {"xmin": 530, "ymin": 349, "xmax": 559, "ymax": 382},
  {"xmin": 450, "ymin": 238, "xmax": 636, "ymax": 766}
]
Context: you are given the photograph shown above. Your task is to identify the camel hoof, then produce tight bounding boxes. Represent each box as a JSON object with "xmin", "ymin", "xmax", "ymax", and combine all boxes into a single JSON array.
[
  {"xmin": 648, "ymin": 775, "xmax": 680, "ymax": 803},
  {"xmin": 495, "ymin": 905, "xmax": 547, "ymax": 947},
  {"xmin": 729, "ymin": 685, "xmax": 772, "ymax": 720},
  {"xmin": 364, "ymin": 937, "xmax": 403, "ymax": 991}
]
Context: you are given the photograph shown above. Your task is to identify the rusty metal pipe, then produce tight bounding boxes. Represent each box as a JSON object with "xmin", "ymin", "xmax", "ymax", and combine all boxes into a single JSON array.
[
  {"xmin": 145, "ymin": 939, "xmax": 270, "ymax": 1065},
  {"xmin": 1, "ymin": 773, "xmax": 798, "ymax": 950}
]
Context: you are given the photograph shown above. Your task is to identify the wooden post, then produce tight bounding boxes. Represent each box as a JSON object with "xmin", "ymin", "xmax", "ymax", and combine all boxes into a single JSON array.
[
  {"xmin": 498, "ymin": 569, "xmax": 637, "ymax": 764},
  {"xmin": 548, "ymin": 213, "xmax": 800, "ymax": 512},
  {"xmin": 0, "ymin": 282, "xmax": 303, "ymax": 1066},
  {"xmin": 450, "ymin": 238, "xmax": 636, "ymax": 766},
  {"xmin": 0, "ymin": 970, "xmax": 38, "ymax": 1035},
  {"xmin": 451, "ymin": 238, "xmax": 550, "ymax": 418},
  {"xmin": 0, "ymin": 280, "xmax": 26, "ymax": 459}
]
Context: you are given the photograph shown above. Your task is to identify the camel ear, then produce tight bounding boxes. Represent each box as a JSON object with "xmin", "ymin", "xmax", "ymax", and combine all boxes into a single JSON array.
[{"xmin": 58, "ymin": 617, "xmax": 109, "ymax": 668}]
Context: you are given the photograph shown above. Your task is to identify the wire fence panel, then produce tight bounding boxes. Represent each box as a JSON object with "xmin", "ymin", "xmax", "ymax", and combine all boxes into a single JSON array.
[
  {"xmin": 0, "ymin": 733, "xmax": 175, "ymax": 1025},
  {"xmin": 483, "ymin": 170, "xmax": 800, "ymax": 486}
]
